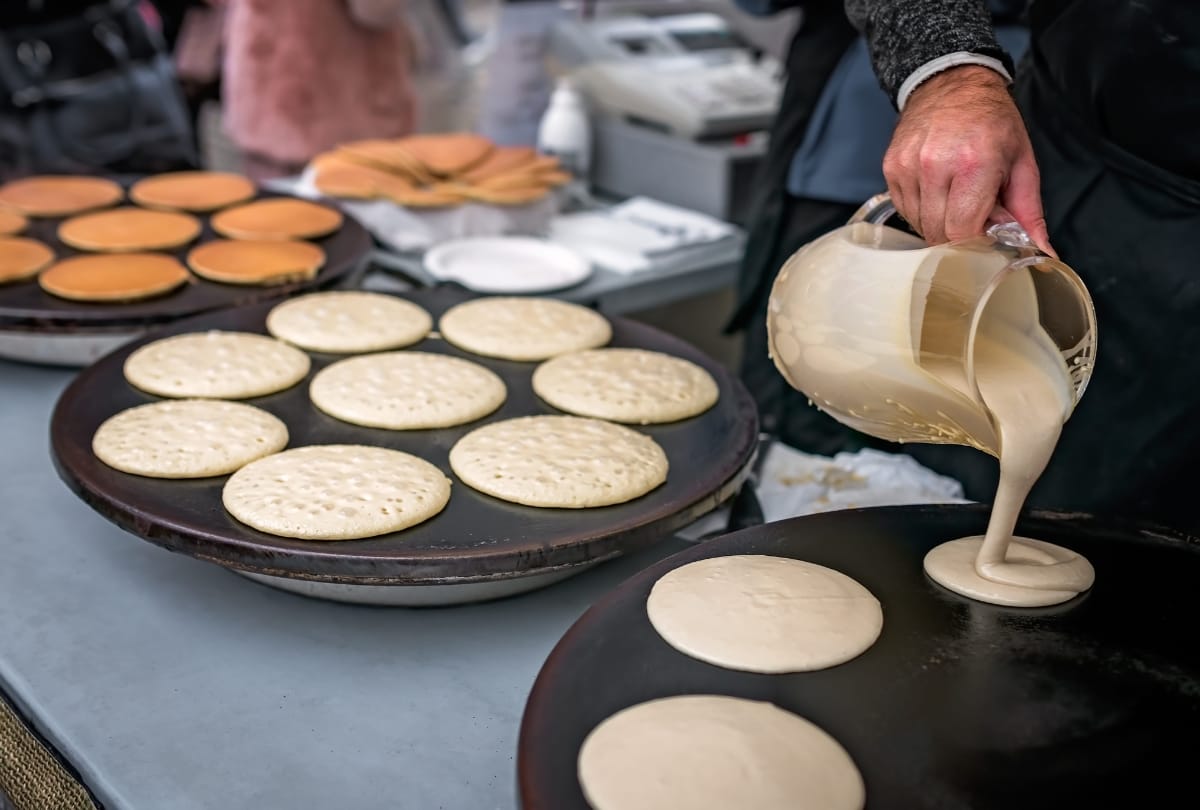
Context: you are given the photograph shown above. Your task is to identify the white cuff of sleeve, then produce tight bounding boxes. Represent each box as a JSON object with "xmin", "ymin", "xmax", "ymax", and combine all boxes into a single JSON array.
[{"xmin": 896, "ymin": 52, "xmax": 1013, "ymax": 111}]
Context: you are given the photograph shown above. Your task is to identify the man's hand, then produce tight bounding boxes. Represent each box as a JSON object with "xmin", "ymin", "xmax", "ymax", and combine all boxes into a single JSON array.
[{"xmin": 882, "ymin": 66, "xmax": 1053, "ymax": 254}]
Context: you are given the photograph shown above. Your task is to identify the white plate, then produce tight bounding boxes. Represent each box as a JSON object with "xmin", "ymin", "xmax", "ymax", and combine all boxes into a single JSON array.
[{"xmin": 423, "ymin": 236, "xmax": 592, "ymax": 294}]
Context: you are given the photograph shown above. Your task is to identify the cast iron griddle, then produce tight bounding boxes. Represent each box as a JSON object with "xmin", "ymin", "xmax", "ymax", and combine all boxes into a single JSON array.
[
  {"xmin": 518, "ymin": 504, "xmax": 1200, "ymax": 809},
  {"xmin": 50, "ymin": 286, "xmax": 759, "ymax": 584},
  {"xmin": 0, "ymin": 178, "xmax": 371, "ymax": 331}
]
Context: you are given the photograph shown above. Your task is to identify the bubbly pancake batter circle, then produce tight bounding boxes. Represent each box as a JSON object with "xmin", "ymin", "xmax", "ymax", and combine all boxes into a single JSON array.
[
  {"xmin": 93, "ymin": 399, "xmax": 288, "ymax": 479},
  {"xmin": 439, "ymin": 296, "xmax": 611, "ymax": 361},
  {"xmin": 577, "ymin": 694, "xmax": 865, "ymax": 810},
  {"xmin": 265, "ymin": 291, "xmax": 433, "ymax": 353},
  {"xmin": 647, "ymin": 554, "xmax": 883, "ymax": 673},
  {"xmin": 310, "ymin": 351, "xmax": 506, "ymax": 430},
  {"xmin": 123, "ymin": 331, "xmax": 311, "ymax": 399},
  {"xmin": 532, "ymin": 348, "xmax": 719, "ymax": 424},
  {"xmin": 222, "ymin": 444, "xmax": 452, "ymax": 540},
  {"xmin": 449, "ymin": 415, "xmax": 667, "ymax": 508}
]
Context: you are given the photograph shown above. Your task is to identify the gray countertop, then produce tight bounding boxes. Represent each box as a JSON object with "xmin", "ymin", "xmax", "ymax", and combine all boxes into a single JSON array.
[{"xmin": 0, "ymin": 358, "xmax": 693, "ymax": 810}]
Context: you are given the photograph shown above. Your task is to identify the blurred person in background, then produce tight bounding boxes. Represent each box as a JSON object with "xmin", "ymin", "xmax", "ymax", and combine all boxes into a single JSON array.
[
  {"xmin": 220, "ymin": 0, "xmax": 419, "ymax": 181},
  {"xmin": 0, "ymin": 0, "xmax": 197, "ymax": 179}
]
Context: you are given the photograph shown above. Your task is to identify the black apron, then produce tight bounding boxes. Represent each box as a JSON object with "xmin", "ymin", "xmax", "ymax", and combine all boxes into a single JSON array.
[
  {"xmin": 907, "ymin": 0, "xmax": 1200, "ymax": 533},
  {"xmin": 729, "ymin": 2, "xmax": 870, "ymax": 450}
]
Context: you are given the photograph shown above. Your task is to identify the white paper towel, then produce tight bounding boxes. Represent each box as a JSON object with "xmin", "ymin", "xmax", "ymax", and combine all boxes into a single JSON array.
[{"xmin": 677, "ymin": 444, "xmax": 969, "ymax": 540}]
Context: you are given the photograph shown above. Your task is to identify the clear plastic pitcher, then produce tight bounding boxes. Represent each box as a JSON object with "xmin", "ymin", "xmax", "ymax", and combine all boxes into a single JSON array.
[{"xmin": 766, "ymin": 193, "xmax": 1097, "ymax": 457}]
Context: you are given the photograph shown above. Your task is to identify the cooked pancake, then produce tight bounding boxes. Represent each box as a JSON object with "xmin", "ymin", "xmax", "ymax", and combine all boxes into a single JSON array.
[
  {"xmin": 187, "ymin": 239, "xmax": 325, "ymax": 286},
  {"xmin": 124, "ymin": 331, "xmax": 311, "ymax": 399},
  {"xmin": 0, "ymin": 237, "xmax": 55, "ymax": 284},
  {"xmin": 393, "ymin": 132, "xmax": 494, "ymax": 177},
  {"xmin": 129, "ymin": 171, "xmax": 256, "ymax": 212},
  {"xmin": 337, "ymin": 140, "xmax": 435, "ymax": 185},
  {"xmin": 0, "ymin": 207, "xmax": 28, "ymax": 235},
  {"xmin": 210, "ymin": 198, "xmax": 343, "ymax": 241},
  {"xmin": 39, "ymin": 253, "xmax": 189, "ymax": 301},
  {"xmin": 57, "ymin": 207, "xmax": 201, "ymax": 252},
  {"xmin": 0, "ymin": 176, "xmax": 123, "ymax": 217},
  {"xmin": 459, "ymin": 145, "xmax": 538, "ymax": 184}
]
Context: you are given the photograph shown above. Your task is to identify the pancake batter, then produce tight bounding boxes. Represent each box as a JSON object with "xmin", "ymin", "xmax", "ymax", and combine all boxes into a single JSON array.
[
  {"xmin": 577, "ymin": 695, "xmax": 865, "ymax": 810},
  {"xmin": 923, "ymin": 295, "xmax": 1094, "ymax": 606}
]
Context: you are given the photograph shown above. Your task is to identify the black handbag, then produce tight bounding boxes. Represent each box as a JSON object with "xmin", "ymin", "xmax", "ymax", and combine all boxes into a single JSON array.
[{"xmin": 0, "ymin": 0, "xmax": 198, "ymax": 180}]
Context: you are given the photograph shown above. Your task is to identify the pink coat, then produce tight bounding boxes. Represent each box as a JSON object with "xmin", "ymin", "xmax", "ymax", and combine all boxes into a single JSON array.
[{"xmin": 222, "ymin": 0, "xmax": 417, "ymax": 165}]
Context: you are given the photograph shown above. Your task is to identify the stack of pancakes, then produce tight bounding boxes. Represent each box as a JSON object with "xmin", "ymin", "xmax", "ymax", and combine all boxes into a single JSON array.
[{"xmin": 310, "ymin": 132, "xmax": 571, "ymax": 209}]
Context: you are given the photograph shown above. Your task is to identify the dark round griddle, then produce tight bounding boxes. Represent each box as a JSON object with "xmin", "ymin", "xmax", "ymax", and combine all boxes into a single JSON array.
[
  {"xmin": 0, "ymin": 177, "xmax": 371, "ymax": 332},
  {"xmin": 518, "ymin": 504, "xmax": 1200, "ymax": 809},
  {"xmin": 50, "ymin": 285, "xmax": 759, "ymax": 584}
]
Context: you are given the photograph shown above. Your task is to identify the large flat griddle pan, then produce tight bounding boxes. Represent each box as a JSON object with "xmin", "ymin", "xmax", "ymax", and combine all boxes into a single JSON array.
[
  {"xmin": 518, "ymin": 504, "xmax": 1200, "ymax": 808},
  {"xmin": 50, "ymin": 286, "xmax": 759, "ymax": 601}
]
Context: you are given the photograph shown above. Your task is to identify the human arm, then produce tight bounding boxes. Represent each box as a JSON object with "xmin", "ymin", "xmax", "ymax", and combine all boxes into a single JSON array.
[{"xmin": 845, "ymin": 1, "xmax": 1051, "ymax": 253}]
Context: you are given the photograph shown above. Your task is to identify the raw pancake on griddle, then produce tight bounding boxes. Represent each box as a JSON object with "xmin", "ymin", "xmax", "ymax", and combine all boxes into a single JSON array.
[
  {"xmin": 532, "ymin": 348, "xmax": 719, "ymax": 424},
  {"xmin": 578, "ymin": 695, "xmax": 865, "ymax": 810},
  {"xmin": 647, "ymin": 555, "xmax": 883, "ymax": 673},
  {"xmin": 438, "ymin": 297, "xmax": 611, "ymax": 361},
  {"xmin": 123, "ymin": 331, "xmax": 311, "ymax": 399},
  {"xmin": 265, "ymin": 291, "xmax": 432, "ymax": 353},
  {"xmin": 93, "ymin": 399, "xmax": 288, "ymax": 478},
  {"xmin": 449, "ymin": 415, "xmax": 667, "ymax": 508},
  {"xmin": 310, "ymin": 352, "xmax": 506, "ymax": 430},
  {"xmin": 222, "ymin": 444, "xmax": 452, "ymax": 540}
]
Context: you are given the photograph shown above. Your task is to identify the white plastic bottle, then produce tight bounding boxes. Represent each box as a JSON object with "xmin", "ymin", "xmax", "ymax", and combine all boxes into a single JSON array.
[{"xmin": 536, "ymin": 76, "xmax": 592, "ymax": 186}]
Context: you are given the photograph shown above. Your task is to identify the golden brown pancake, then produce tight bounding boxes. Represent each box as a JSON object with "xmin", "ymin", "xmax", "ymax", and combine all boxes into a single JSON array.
[
  {"xmin": 187, "ymin": 239, "xmax": 325, "ymax": 286},
  {"xmin": 475, "ymin": 170, "xmax": 552, "ymax": 192},
  {"xmin": 39, "ymin": 253, "xmax": 189, "ymax": 301},
  {"xmin": 336, "ymin": 140, "xmax": 435, "ymax": 185},
  {"xmin": 536, "ymin": 169, "xmax": 573, "ymax": 187},
  {"xmin": 0, "ymin": 237, "xmax": 55, "ymax": 284},
  {"xmin": 394, "ymin": 133, "xmax": 494, "ymax": 177},
  {"xmin": 528, "ymin": 155, "xmax": 562, "ymax": 173},
  {"xmin": 388, "ymin": 184, "xmax": 468, "ymax": 208},
  {"xmin": 58, "ymin": 207, "xmax": 202, "ymax": 252},
  {"xmin": 312, "ymin": 154, "xmax": 419, "ymax": 201},
  {"xmin": 455, "ymin": 184, "xmax": 549, "ymax": 206},
  {"xmin": 211, "ymin": 198, "xmax": 343, "ymax": 241},
  {"xmin": 459, "ymin": 146, "xmax": 538, "ymax": 184},
  {"xmin": 0, "ymin": 207, "xmax": 28, "ymax": 236},
  {"xmin": 130, "ymin": 171, "xmax": 256, "ymax": 212},
  {"xmin": 0, "ymin": 176, "xmax": 123, "ymax": 218}
]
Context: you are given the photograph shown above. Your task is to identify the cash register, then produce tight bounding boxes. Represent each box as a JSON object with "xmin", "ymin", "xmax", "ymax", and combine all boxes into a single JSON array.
[{"xmin": 548, "ymin": 9, "xmax": 786, "ymax": 223}]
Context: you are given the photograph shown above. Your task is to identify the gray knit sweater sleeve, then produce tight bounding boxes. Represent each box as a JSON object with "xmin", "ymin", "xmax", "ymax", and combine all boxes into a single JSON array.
[{"xmin": 844, "ymin": 0, "xmax": 1015, "ymax": 107}]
